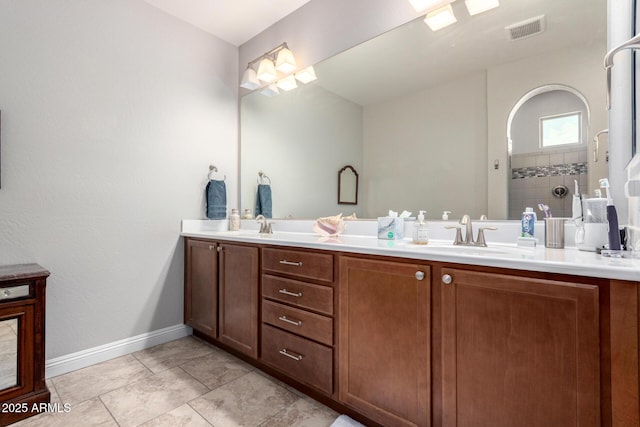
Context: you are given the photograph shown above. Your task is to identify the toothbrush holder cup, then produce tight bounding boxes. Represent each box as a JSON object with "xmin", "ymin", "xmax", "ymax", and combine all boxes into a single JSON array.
[{"xmin": 544, "ymin": 218, "xmax": 566, "ymax": 249}]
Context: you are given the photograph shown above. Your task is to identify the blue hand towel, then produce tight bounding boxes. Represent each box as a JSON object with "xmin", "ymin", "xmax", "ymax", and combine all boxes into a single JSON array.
[
  {"xmin": 205, "ymin": 179, "xmax": 227, "ymax": 219},
  {"xmin": 255, "ymin": 184, "xmax": 272, "ymax": 218}
]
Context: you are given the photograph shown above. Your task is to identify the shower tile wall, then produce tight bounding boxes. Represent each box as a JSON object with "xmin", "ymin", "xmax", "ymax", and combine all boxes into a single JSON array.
[{"xmin": 509, "ymin": 147, "xmax": 588, "ymax": 220}]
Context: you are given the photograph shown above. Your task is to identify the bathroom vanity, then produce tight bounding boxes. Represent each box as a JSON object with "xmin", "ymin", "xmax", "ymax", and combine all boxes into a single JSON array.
[{"xmin": 182, "ymin": 221, "xmax": 640, "ymax": 427}]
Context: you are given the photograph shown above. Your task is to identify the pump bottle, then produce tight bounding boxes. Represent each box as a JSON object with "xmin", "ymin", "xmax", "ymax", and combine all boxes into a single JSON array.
[{"xmin": 412, "ymin": 211, "xmax": 429, "ymax": 245}]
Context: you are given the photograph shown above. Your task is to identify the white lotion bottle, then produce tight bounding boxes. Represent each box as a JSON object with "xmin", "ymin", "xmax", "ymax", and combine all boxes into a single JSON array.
[{"xmin": 413, "ymin": 210, "xmax": 429, "ymax": 245}]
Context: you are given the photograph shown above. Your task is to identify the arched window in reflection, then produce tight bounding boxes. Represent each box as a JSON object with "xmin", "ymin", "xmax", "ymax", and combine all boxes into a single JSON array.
[{"xmin": 507, "ymin": 85, "xmax": 593, "ymax": 220}]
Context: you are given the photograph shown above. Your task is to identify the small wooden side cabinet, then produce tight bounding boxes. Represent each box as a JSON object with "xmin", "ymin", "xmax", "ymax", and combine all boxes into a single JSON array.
[{"xmin": 0, "ymin": 264, "xmax": 50, "ymax": 426}]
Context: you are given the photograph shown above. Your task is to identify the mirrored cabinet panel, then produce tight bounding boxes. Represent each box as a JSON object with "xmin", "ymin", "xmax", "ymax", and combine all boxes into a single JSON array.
[{"xmin": 0, "ymin": 318, "xmax": 18, "ymax": 391}]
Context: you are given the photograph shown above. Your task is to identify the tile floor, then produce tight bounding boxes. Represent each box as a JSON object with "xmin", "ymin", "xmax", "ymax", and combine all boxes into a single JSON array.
[{"xmin": 14, "ymin": 336, "xmax": 339, "ymax": 426}]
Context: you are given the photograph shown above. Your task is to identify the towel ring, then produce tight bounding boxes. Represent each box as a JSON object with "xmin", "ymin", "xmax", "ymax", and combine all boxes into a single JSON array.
[
  {"xmin": 208, "ymin": 165, "xmax": 226, "ymax": 181},
  {"xmin": 257, "ymin": 171, "xmax": 271, "ymax": 185}
]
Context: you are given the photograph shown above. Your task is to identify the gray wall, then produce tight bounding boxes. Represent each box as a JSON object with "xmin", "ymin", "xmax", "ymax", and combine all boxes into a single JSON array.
[{"xmin": 0, "ymin": 0, "xmax": 238, "ymax": 359}]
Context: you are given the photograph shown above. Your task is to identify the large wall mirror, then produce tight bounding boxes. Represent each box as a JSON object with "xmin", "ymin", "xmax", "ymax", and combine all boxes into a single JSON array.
[{"xmin": 241, "ymin": 0, "xmax": 607, "ymax": 220}]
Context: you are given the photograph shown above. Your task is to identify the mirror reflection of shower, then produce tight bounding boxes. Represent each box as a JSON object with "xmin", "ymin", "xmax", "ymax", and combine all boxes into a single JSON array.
[{"xmin": 507, "ymin": 85, "xmax": 600, "ymax": 220}]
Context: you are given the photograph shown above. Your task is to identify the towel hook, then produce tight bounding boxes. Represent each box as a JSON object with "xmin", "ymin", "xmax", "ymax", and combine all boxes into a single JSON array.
[
  {"xmin": 208, "ymin": 165, "xmax": 226, "ymax": 181},
  {"xmin": 257, "ymin": 171, "xmax": 271, "ymax": 185}
]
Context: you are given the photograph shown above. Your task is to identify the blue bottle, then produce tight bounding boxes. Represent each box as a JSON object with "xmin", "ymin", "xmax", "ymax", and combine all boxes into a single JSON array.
[{"xmin": 521, "ymin": 207, "xmax": 536, "ymax": 238}]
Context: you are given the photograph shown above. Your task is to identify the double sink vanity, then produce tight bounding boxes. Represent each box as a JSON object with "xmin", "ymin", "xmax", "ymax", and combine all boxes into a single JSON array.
[{"xmin": 181, "ymin": 219, "xmax": 640, "ymax": 427}]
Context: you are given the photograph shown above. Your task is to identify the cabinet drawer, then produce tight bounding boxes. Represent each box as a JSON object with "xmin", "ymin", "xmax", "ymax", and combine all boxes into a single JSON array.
[
  {"xmin": 262, "ymin": 248, "xmax": 333, "ymax": 283},
  {"xmin": 0, "ymin": 283, "xmax": 32, "ymax": 302},
  {"xmin": 261, "ymin": 324, "xmax": 333, "ymax": 395},
  {"xmin": 262, "ymin": 275, "xmax": 333, "ymax": 315},
  {"xmin": 262, "ymin": 299, "xmax": 333, "ymax": 346}
]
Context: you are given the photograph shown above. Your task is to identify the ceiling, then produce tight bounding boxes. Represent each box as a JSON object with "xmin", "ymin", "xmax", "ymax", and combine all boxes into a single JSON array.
[
  {"xmin": 142, "ymin": 0, "xmax": 312, "ymax": 46},
  {"xmin": 315, "ymin": 0, "xmax": 606, "ymax": 106}
]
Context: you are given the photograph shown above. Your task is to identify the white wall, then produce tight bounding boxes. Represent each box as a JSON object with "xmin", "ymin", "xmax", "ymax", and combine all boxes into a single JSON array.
[
  {"xmin": 0, "ymin": 0, "xmax": 238, "ymax": 359},
  {"xmin": 241, "ymin": 84, "xmax": 363, "ymax": 219},
  {"xmin": 363, "ymin": 72, "xmax": 488, "ymax": 219}
]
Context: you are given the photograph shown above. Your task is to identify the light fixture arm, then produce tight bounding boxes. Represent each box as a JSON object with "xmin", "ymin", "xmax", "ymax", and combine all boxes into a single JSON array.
[
  {"xmin": 246, "ymin": 42, "xmax": 289, "ymax": 68},
  {"xmin": 604, "ymin": 33, "xmax": 640, "ymax": 110}
]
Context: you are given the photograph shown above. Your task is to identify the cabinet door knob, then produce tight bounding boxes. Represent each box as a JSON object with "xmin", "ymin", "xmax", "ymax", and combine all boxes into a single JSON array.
[
  {"xmin": 415, "ymin": 271, "xmax": 425, "ymax": 281},
  {"xmin": 216, "ymin": 246, "xmax": 222, "ymax": 252},
  {"xmin": 442, "ymin": 274, "xmax": 453, "ymax": 284}
]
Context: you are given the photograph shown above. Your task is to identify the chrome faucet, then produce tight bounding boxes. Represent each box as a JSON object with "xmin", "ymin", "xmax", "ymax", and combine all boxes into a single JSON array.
[
  {"xmin": 460, "ymin": 214, "xmax": 474, "ymax": 245},
  {"xmin": 256, "ymin": 215, "xmax": 273, "ymax": 234},
  {"xmin": 446, "ymin": 214, "xmax": 496, "ymax": 247}
]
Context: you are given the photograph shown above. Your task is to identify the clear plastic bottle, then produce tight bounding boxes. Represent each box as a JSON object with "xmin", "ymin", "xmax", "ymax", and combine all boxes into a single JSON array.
[
  {"xmin": 412, "ymin": 210, "xmax": 429, "ymax": 245},
  {"xmin": 229, "ymin": 209, "xmax": 240, "ymax": 231}
]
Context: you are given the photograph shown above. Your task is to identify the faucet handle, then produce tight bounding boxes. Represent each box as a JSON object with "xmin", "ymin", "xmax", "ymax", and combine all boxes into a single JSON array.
[
  {"xmin": 445, "ymin": 226, "xmax": 464, "ymax": 245},
  {"xmin": 475, "ymin": 226, "xmax": 497, "ymax": 247}
]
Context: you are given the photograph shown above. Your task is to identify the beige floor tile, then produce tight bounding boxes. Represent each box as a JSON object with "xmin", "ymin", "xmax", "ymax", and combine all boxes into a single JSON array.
[
  {"xmin": 139, "ymin": 404, "xmax": 212, "ymax": 427},
  {"xmin": 51, "ymin": 354, "xmax": 151, "ymax": 404},
  {"xmin": 100, "ymin": 366, "xmax": 209, "ymax": 427},
  {"xmin": 133, "ymin": 336, "xmax": 214, "ymax": 373},
  {"xmin": 46, "ymin": 379, "xmax": 62, "ymax": 405},
  {"xmin": 12, "ymin": 397, "xmax": 116, "ymax": 426},
  {"xmin": 180, "ymin": 348, "xmax": 253, "ymax": 390},
  {"xmin": 189, "ymin": 371, "xmax": 298, "ymax": 426},
  {"xmin": 259, "ymin": 397, "xmax": 338, "ymax": 427}
]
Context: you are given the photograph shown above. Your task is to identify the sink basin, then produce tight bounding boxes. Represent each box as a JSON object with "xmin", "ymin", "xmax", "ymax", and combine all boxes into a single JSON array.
[{"xmin": 397, "ymin": 241, "xmax": 534, "ymax": 257}]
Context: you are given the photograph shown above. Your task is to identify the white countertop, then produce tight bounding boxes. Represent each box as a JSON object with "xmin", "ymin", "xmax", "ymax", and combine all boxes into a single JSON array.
[{"xmin": 181, "ymin": 219, "xmax": 640, "ymax": 282}]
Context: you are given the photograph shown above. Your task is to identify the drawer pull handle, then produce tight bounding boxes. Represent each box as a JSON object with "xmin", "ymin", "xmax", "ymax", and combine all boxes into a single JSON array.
[
  {"xmin": 279, "ymin": 260, "xmax": 303, "ymax": 267},
  {"xmin": 278, "ymin": 315, "xmax": 302, "ymax": 326},
  {"xmin": 279, "ymin": 348, "xmax": 303, "ymax": 361},
  {"xmin": 278, "ymin": 289, "xmax": 303, "ymax": 297}
]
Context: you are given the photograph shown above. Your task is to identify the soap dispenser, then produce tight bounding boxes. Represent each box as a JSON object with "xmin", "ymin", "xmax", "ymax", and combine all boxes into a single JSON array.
[{"xmin": 412, "ymin": 210, "xmax": 429, "ymax": 245}]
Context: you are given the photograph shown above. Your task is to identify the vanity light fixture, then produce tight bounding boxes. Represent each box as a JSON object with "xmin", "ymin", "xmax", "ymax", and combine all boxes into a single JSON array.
[
  {"xmin": 277, "ymin": 75, "xmax": 298, "ymax": 91},
  {"xmin": 275, "ymin": 46, "xmax": 297, "ymax": 73},
  {"xmin": 257, "ymin": 57, "xmax": 278, "ymax": 83},
  {"xmin": 295, "ymin": 66, "xmax": 317, "ymax": 83},
  {"xmin": 240, "ymin": 66, "xmax": 260, "ymax": 90},
  {"xmin": 409, "ymin": 0, "xmax": 499, "ymax": 31},
  {"xmin": 424, "ymin": 4, "xmax": 457, "ymax": 31},
  {"xmin": 409, "ymin": 0, "xmax": 454, "ymax": 12},
  {"xmin": 464, "ymin": 0, "xmax": 499, "ymax": 16},
  {"xmin": 261, "ymin": 83, "xmax": 280, "ymax": 97},
  {"xmin": 240, "ymin": 42, "xmax": 317, "ymax": 96}
]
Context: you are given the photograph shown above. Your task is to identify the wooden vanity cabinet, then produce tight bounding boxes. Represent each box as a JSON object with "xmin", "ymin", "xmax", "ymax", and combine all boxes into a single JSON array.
[
  {"xmin": 184, "ymin": 239, "xmax": 218, "ymax": 339},
  {"xmin": 338, "ymin": 256, "xmax": 431, "ymax": 427},
  {"xmin": 0, "ymin": 264, "xmax": 49, "ymax": 427},
  {"xmin": 184, "ymin": 238, "xmax": 259, "ymax": 358},
  {"xmin": 434, "ymin": 267, "xmax": 601, "ymax": 427},
  {"xmin": 260, "ymin": 247, "xmax": 336, "ymax": 396},
  {"xmin": 217, "ymin": 243, "xmax": 259, "ymax": 358}
]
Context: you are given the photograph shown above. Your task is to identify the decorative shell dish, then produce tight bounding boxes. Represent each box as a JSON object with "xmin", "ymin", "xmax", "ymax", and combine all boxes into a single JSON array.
[{"xmin": 313, "ymin": 213, "xmax": 346, "ymax": 237}]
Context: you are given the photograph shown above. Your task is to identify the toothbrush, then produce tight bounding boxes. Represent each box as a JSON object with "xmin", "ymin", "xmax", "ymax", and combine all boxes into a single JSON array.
[
  {"xmin": 537, "ymin": 203, "xmax": 551, "ymax": 218},
  {"xmin": 599, "ymin": 178, "xmax": 622, "ymax": 251},
  {"xmin": 572, "ymin": 180, "xmax": 583, "ymax": 227}
]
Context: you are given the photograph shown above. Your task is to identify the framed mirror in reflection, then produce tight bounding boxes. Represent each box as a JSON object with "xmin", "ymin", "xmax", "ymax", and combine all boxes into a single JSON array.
[
  {"xmin": 240, "ymin": 0, "xmax": 607, "ymax": 220},
  {"xmin": 338, "ymin": 165, "xmax": 359, "ymax": 205}
]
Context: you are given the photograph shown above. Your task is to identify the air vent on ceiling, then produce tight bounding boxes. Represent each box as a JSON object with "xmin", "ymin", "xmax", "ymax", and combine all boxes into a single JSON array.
[{"xmin": 505, "ymin": 15, "xmax": 546, "ymax": 41}]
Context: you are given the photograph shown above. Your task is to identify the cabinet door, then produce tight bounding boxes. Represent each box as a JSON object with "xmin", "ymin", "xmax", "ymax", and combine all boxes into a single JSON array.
[
  {"xmin": 184, "ymin": 239, "xmax": 218, "ymax": 339},
  {"xmin": 339, "ymin": 257, "xmax": 430, "ymax": 427},
  {"xmin": 0, "ymin": 304, "xmax": 34, "ymax": 402},
  {"xmin": 218, "ymin": 243, "xmax": 259, "ymax": 358},
  {"xmin": 439, "ymin": 268, "xmax": 600, "ymax": 427}
]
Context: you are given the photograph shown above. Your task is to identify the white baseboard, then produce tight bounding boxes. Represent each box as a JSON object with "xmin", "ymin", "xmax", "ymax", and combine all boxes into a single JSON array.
[{"xmin": 45, "ymin": 324, "xmax": 192, "ymax": 378}]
